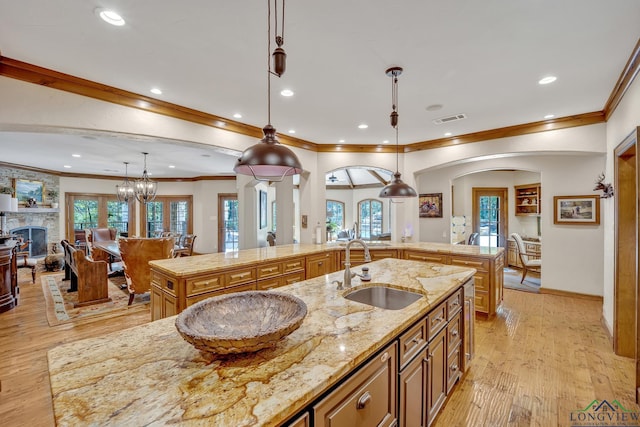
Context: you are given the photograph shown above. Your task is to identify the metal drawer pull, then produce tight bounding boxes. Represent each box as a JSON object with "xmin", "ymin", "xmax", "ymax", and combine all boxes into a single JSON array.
[
  {"xmin": 167, "ymin": 280, "xmax": 174, "ymax": 290},
  {"xmin": 380, "ymin": 351, "xmax": 389, "ymax": 362},
  {"xmin": 451, "ymin": 330, "xmax": 458, "ymax": 337},
  {"xmin": 432, "ymin": 316, "xmax": 444, "ymax": 324},
  {"xmin": 356, "ymin": 392, "xmax": 371, "ymax": 409},
  {"xmin": 450, "ymin": 364, "xmax": 459, "ymax": 372}
]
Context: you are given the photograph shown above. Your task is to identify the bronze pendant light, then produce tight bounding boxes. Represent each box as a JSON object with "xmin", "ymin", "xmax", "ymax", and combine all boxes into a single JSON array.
[
  {"xmin": 379, "ymin": 66, "xmax": 417, "ymax": 200},
  {"xmin": 234, "ymin": 0, "xmax": 303, "ymax": 181}
]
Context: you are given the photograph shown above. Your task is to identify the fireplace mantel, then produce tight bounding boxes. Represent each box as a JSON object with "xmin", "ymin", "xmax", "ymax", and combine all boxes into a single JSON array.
[{"xmin": 17, "ymin": 208, "xmax": 60, "ymax": 213}]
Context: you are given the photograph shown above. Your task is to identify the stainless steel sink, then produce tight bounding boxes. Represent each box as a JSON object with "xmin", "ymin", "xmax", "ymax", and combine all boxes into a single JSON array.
[{"xmin": 344, "ymin": 285, "xmax": 423, "ymax": 310}]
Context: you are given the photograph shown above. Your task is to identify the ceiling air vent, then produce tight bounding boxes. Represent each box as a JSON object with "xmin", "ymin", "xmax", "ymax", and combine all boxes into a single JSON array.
[{"xmin": 432, "ymin": 113, "xmax": 467, "ymax": 125}]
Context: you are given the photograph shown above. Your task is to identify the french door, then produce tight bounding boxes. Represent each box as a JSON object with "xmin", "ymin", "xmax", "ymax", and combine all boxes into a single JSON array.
[
  {"xmin": 218, "ymin": 194, "xmax": 238, "ymax": 252},
  {"xmin": 472, "ymin": 188, "xmax": 508, "ymax": 248},
  {"xmin": 141, "ymin": 196, "xmax": 193, "ymax": 237},
  {"xmin": 66, "ymin": 193, "xmax": 133, "ymax": 242}
]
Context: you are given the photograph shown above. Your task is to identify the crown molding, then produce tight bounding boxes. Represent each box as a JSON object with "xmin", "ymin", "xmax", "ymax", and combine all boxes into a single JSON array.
[{"xmin": 604, "ymin": 37, "xmax": 640, "ymax": 120}]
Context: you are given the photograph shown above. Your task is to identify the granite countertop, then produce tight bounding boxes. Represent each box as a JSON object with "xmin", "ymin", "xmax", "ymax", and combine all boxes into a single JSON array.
[
  {"xmin": 150, "ymin": 241, "xmax": 503, "ymax": 277},
  {"xmin": 48, "ymin": 258, "xmax": 476, "ymax": 426}
]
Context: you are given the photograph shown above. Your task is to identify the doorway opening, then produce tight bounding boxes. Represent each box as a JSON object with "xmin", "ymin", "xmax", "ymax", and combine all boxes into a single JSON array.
[{"xmin": 218, "ymin": 193, "xmax": 238, "ymax": 253}]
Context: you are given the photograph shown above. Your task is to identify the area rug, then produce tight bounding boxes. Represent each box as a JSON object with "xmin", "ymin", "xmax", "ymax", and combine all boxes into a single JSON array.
[
  {"xmin": 503, "ymin": 267, "xmax": 541, "ymax": 293},
  {"xmin": 41, "ymin": 273, "xmax": 150, "ymax": 326}
]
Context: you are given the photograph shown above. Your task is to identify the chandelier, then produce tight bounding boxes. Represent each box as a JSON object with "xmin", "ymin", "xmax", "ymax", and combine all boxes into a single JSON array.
[
  {"xmin": 134, "ymin": 152, "xmax": 157, "ymax": 204},
  {"xmin": 379, "ymin": 66, "xmax": 417, "ymax": 201},
  {"xmin": 233, "ymin": 0, "xmax": 303, "ymax": 181},
  {"xmin": 116, "ymin": 162, "xmax": 135, "ymax": 202}
]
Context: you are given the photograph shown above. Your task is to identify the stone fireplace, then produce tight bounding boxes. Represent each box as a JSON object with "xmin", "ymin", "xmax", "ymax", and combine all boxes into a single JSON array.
[{"xmin": 11, "ymin": 226, "xmax": 48, "ymax": 258}]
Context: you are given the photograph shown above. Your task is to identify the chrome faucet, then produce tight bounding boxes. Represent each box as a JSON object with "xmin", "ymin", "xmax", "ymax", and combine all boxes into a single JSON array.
[{"xmin": 343, "ymin": 239, "xmax": 371, "ymax": 288}]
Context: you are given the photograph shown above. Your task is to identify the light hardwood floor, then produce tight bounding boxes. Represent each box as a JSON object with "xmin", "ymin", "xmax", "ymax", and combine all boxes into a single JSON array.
[{"xmin": 0, "ymin": 272, "xmax": 637, "ymax": 426}]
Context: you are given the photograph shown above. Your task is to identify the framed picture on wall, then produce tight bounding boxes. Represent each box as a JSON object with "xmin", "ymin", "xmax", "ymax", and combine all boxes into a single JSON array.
[
  {"xmin": 13, "ymin": 178, "xmax": 44, "ymax": 205},
  {"xmin": 259, "ymin": 190, "xmax": 267, "ymax": 229},
  {"xmin": 419, "ymin": 193, "xmax": 443, "ymax": 218},
  {"xmin": 553, "ymin": 195, "xmax": 600, "ymax": 225}
]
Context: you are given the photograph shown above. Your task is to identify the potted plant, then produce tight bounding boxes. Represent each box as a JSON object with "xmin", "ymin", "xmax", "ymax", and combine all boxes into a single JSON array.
[
  {"xmin": 47, "ymin": 189, "xmax": 59, "ymax": 209},
  {"xmin": 0, "ymin": 186, "xmax": 14, "ymax": 196}
]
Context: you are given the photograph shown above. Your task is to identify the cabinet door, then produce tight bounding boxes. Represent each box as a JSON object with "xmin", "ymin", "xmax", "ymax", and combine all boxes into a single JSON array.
[
  {"xmin": 399, "ymin": 347, "xmax": 427, "ymax": 427},
  {"xmin": 427, "ymin": 328, "xmax": 447, "ymax": 426},
  {"xmin": 151, "ymin": 285, "xmax": 177, "ymax": 320},
  {"xmin": 306, "ymin": 253, "xmax": 334, "ymax": 279},
  {"xmin": 314, "ymin": 342, "xmax": 397, "ymax": 427}
]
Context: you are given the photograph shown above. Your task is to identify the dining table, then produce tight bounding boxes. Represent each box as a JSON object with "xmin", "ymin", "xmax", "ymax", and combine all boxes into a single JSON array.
[{"xmin": 91, "ymin": 240, "xmax": 123, "ymax": 276}]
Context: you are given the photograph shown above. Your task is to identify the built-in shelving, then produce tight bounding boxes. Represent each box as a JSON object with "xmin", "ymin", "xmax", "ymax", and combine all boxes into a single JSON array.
[{"xmin": 514, "ymin": 183, "xmax": 540, "ymax": 216}]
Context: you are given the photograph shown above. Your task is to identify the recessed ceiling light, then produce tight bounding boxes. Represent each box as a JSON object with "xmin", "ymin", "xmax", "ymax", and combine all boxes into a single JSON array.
[
  {"xmin": 95, "ymin": 8, "xmax": 125, "ymax": 26},
  {"xmin": 544, "ymin": 114, "xmax": 555, "ymax": 119},
  {"xmin": 288, "ymin": 129, "xmax": 296, "ymax": 134},
  {"xmin": 358, "ymin": 124, "xmax": 368, "ymax": 129},
  {"xmin": 233, "ymin": 113, "xmax": 242, "ymax": 119},
  {"xmin": 538, "ymin": 76, "xmax": 557, "ymax": 85},
  {"xmin": 71, "ymin": 154, "xmax": 81, "ymax": 158},
  {"xmin": 280, "ymin": 89, "xmax": 294, "ymax": 97},
  {"xmin": 338, "ymin": 139, "xmax": 345, "ymax": 143},
  {"xmin": 426, "ymin": 104, "xmax": 443, "ymax": 112},
  {"xmin": 150, "ymin": 88, "xmax": 162, "ymax": 95},
  {"xmin": 444, "ymin": 132, "xmax": 452, "ymax": 137},
  {"xmin": 382, "ymin": 140, "xmax": 389, "ymax": 144},
  {"xmin": 168, "ymin": 165, "xmax": 176, "ymax": 169},
  {"xmin": 63, "ymin": 165, "xmax": 72, "ymax": 169}
]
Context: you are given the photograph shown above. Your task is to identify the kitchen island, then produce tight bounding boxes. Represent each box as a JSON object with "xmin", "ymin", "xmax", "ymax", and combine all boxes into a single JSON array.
[
  {"xmin": 48, "ymin": 258, "xmax": 476, "ymax": 426},
  {"xmin": 149, "ymin": 241, "xmax": 504, "ymax": 319}
]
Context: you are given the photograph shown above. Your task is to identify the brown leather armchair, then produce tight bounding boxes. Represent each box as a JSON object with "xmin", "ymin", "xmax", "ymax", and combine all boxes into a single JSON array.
[{"xmin": 118, "ymin": 237, "xmax": 174, "ymax": 305}]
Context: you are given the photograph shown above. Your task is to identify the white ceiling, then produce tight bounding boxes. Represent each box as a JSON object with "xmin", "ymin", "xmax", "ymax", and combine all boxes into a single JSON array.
[{"xmin": 1, "ymin": 0, "xmax": 639, "ymax": 178}]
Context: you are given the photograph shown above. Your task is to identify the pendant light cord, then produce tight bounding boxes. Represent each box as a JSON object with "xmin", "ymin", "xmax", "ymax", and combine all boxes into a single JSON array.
[
  {"xmin": 267, "ymin": 0, "xmax": 272, "ymax": 126},
  {"xmin": 392, "ymin": 73, "xmax": 400, "ymax": 173}
]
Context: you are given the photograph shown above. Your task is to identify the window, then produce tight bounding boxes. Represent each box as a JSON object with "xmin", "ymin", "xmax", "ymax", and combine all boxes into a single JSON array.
[
  {"xmin": 141, "ymin": 196, "xmax": 193, "ymax": 237},
  {"xmin": 67, "ymin": 193, "xmax": 134, "ymax": 241},
  {"xmin": 271, "ymin": 201, "xmax": 277, "ymax": 232},
  {"xmin": 326, "ymin": 200, "xmax": 345, "ymax": 231},
  {"xmin": 358, "ymin": 199, "xmax": 383, "ymax": 240}
]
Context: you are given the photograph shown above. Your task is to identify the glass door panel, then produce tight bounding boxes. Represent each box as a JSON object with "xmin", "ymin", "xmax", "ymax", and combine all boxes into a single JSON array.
[
  {"xmin": 73, "ymin": 198, "xmax": 99, "ymax": 231},
  {"xmin": 472, "ymin": 188, "xmax": 508, "ymax": 248},
  {"xmin": 218, "ymin": 194, "xmax": 238, "ymax": 252},
  {"xmin": 107, "ymin": 200, "xmax": 130, "ymax": 236},
  {"xmin": 146, "ymin": 201, "xmax": 164, "ymax": 236}
]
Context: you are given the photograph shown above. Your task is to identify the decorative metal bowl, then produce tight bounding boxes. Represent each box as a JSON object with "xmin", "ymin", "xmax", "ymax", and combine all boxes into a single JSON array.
[{"xmin": 175, "ymin": 291, "xmax": 307, "ymax": 354}]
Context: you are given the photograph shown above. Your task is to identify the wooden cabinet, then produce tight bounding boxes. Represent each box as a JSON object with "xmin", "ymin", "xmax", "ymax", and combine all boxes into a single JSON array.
[
  {"xmin": 314, "ymin": 342, "xmax": 397, "ymax": 427},
  {"xmin": 257, "ymin": 257, "xmax": 305, "ymax": 290},
  {"xmin": 403, "ymin": 250, "xmax": 450, "ymax": 264},
  {"xmin": 399, "ymin": 346, "xmax": 428, "ymax": 427},
  {"xmin": 306, "ymin": 252, "xmax": 336, "ymax": 279},
  {"xmin": 427, "ymin": 327, "xmax": 447, "ymax": 425},
  {"xmin": 515, "ymin": 183, "xmax": 541, "ymax": 216},
  {"xmin": 462, "ymin": 280, "xmax": 475, "ymax": 372},
  {"xmin": 340, "ymin": 249, "xmax": 398, "ymax": 268},
  {"xmin": 287, "ymin": 412, "xmax": 309, "ymax": 427},
  {"xmin": 0, "ymin": 243, "xmax": 18, "ymax": 313}
]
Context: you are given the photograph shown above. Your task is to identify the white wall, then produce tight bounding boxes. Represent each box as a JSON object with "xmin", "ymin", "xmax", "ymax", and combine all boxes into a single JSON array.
[{"xmin": 603, "ymin": 66, "xmax": 640, "ymax": 332}]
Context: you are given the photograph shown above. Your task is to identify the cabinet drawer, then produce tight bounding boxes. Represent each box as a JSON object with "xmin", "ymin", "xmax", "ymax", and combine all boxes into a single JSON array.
[
  {"xmin": 314, "ymin": 342, "xmax": 397, "ymax": 427},
  {"xmin": 525, "ymin": 243, "xmax": 540, "ymax": 254},
  {"xmin": 427, "ymin": 302, "xmax": 447, "ymax": 340},
  {"xmin": 475, "ymin": 290, "xmax": 489, "ymax": 313},
  {"xmin": 282, "ymin": 271, "xmax": 306, "ymax": 286},
  {"xmin": 186, "ymin": 274, "xmax": 223, "ymax": 296},
  {"xmin": 283, "ymin": 257, "xmax": 305, "ymax": 273},
  {"xmin": 398, "ymin": 320, "xmax": 427, "ymax": 369},
  {"xmin": 152, "ymin": 272, "xmax": 178, "ymax": 295},
  {"xmin": 257, "ymin": 262, "xmax": 283, "ymax": 279},
  {"xmin": 450, "ymin": 256, "xmax": 489, "ymax": 272},
  {"xmin": 447, "ymin": 312, "xmax": 462, "ymax": 355},
  {"xmin": 257, "ymin": 276, "xmax": 283, "ymax": 290},
  {"xmin": 404, "ymin": 250, "xmax": 449, "ymax": 264},
  {"xmin": 288, "ymin": 412, "xmax": 309, "ymax": 427},
  {"xmin": 447, "ymin": 344, "xmax": 462, "ymax": 394},
  {"xmin": 447, "ymin": 289, "xmax": 463, "ymax": 318},
  {"xmin": 225, "ymin": 267, "xmax": 257, "ymax": 287}
]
